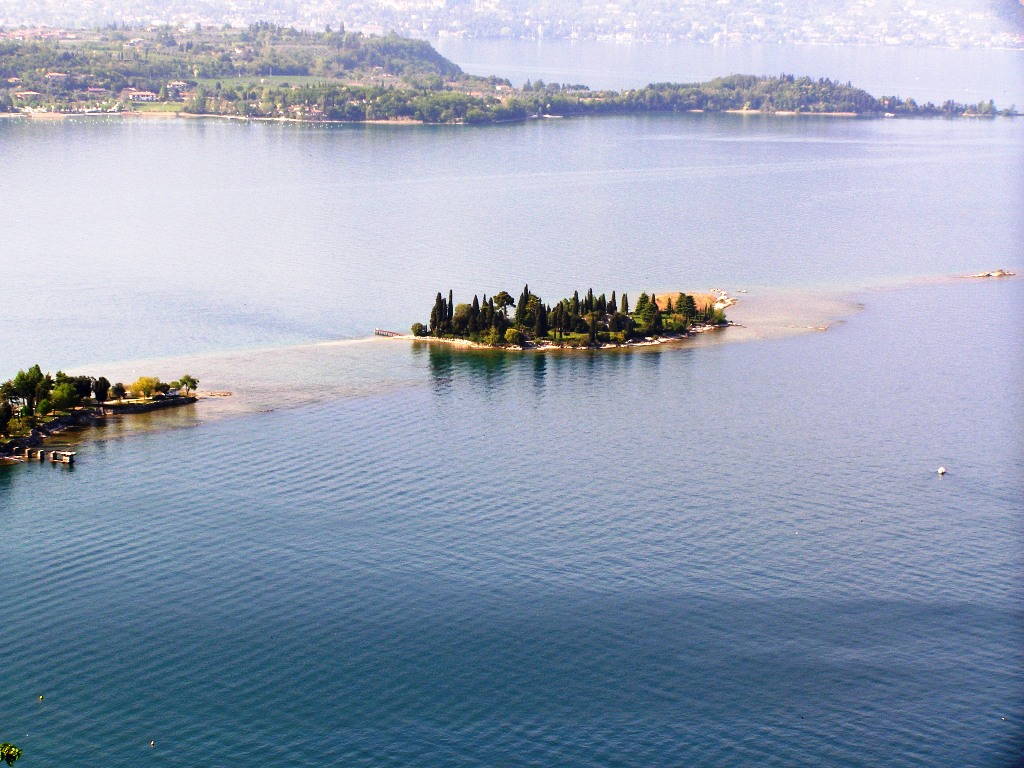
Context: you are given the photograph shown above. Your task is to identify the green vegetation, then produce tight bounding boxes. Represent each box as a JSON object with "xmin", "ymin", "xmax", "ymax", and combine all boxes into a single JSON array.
[
  {"xmin": 0, "ymin": 364, "xmax": 198, "ymax": 436},
  {"xmin": 413, "ymin": 286, "xmax": 726, "ymax": 348},
  {"xmin": 0, "ymin": 25, "xmax": 1013, "ymax": 121},
  {"xmin": 0, "ymin": 743, "xmax": 22, "ymax": 766}
]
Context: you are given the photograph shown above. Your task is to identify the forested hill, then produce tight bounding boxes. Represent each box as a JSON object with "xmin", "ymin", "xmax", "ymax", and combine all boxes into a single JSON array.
[{"xmin": 0, "ymin": 23, "xmax": 462, "ymax": 91}]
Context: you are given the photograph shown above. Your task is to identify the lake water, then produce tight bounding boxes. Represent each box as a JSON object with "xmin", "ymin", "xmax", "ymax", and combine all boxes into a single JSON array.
[{"xmin": 1, "ymin": 43, "xmax": 1022, "ymax": 767}]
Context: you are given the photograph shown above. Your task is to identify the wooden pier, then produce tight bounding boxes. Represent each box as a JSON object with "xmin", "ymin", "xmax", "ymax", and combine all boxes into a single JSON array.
[{"xmin": 374, "ymin": 329, "xmax": 403, "ymax": 337}]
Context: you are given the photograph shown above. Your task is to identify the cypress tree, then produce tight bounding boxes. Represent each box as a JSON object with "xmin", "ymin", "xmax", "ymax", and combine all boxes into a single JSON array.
[
  {"xmin": 447, "ymin": 290, "xmax": 454, "ymax": 323},
  {"xmin": 621, "ymin": 293, "xmax": 629, "ymax": 314},
  {"xmin": 683, "ymin": 294, "xmax": 697, "ymax": 320},
  {"xmin": 431, "ymin": 292, "xmax": 444, "ymax": 335},
  {"xmin": 650, "ymin": 302, "xmax": 663, "ymax": 334},
  {"xmin": 515, "ymin": 284, "xmax": 530, "ymax": 326},
  {"xmin": 609, "ymin": 291, "xmax": 617, "ymax": 314}
]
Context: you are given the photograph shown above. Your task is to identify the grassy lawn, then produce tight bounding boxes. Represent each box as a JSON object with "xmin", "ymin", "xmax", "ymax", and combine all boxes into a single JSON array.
[{"xmin": 132, "ymin": 101, "xmax": 183, "ymax": 112}]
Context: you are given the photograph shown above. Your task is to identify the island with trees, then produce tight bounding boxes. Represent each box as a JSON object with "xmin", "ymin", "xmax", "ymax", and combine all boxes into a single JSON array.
[
  {"xmin": 0, "ymin": 364, "xmax": 200, "ymax": 461},
  {"xmin": 0, "ymin": 24, "xmax": 1015, "ymax": 122},
  {"xmin": 407, "ymin": 285, "xmax": 729, "ymax": 350}
]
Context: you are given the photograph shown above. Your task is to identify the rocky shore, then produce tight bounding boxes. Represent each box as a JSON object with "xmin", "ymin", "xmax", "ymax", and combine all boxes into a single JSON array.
[{"xmin": 0, "ymin": 396, "xmax": 197, "ymax": 461}]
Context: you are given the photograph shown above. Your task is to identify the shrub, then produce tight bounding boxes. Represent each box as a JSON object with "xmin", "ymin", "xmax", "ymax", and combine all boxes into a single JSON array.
[
  {"xmin": 484, "ymin": 327, "xmax": 502, "ymax": 346},
  {"xmin": 504, "ymin": 328, "xmax": 524, "ymax": 346}
]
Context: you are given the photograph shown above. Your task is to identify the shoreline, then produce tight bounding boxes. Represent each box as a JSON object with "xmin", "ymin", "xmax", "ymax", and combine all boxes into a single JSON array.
[
  {"xmin": 3, "ymin": 108, "xmax": 1012, "ymax": 126},
  {"xmin": 0, "ymin": 396, "xmax": 199, "ymax": 462},
  {"xmin": 392, "ymin": 321, "xmax": 731, "ymax": 353}
]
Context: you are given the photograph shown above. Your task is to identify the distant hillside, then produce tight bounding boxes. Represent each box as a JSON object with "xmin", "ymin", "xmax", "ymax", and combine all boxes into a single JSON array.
[{"xmin": 0, "ymin": 24, "xmax": 462, "ymax": 92}]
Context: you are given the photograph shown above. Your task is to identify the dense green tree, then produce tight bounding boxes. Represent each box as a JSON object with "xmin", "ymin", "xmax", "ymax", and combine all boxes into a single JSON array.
[
  {"xmin": 111, "ymin": 382, "xmax": 126, "ymax": 400},
  {"xmin": 533, "ymin": 302, "xmax": 548, "ymax": 337},
  {"xmin": 72, "ymin": 375, "xmax": 94, "ymax": 400},
  {"xmin": 94, "ymin": 376, "xmax": 111, "ymax": 403},
  {"xmin": 470, "ymin": 295, "xmax": 481, "ymax": 333},
  {"xmin": 0, "ymin": 401, "xmax": 12, "ymax": 435},
  {"xmin": 492, "ymin": 291, "xmax": 514, "ymax": 316},
  {"xmin": 514, "ymin": 284, "xmax": 530, "ymax": 326},
  {"xmin": 429, "ymin": 292, "xmax": 445, "ymax": 335},
  {"xmin": 452, "ymin": 303, "xmax": 472, "ymax": 335},
  {"xmin": 49, "ymin": 382, "xmax": 79, "ymax": 411},
  {"xmin": 12, "ymin": 364, "xmax": 46, "ymax": 418},
  {"xmin": 682, "ymin": 294, "xmax": 697, "ymax": 320}
]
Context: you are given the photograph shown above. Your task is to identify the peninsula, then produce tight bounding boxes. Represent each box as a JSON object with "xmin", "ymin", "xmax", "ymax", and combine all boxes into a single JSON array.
[
  {"xmin": 0, "ymin": 365, "xmax": 199, "ymax": 460},
  {"xmin": 0, "ymin": 24, "xmax": 1014, "ymax": 122},
  {"xmin": 405, "ymin": 286, "xmax": 730, "ymax": 350}
]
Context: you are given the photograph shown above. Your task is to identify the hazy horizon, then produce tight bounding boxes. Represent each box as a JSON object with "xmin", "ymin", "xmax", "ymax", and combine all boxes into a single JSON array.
[{"xmin": 1, "ymin": 0, "xmax": 1021, "ymax": 48}]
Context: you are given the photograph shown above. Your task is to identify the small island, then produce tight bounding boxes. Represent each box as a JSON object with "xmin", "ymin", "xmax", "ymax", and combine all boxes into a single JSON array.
[
  {"xmin": 0, "ymin": 365, "xmax": 200, "ymax": 462},
  {"xmin": 405, "ymin": 285, "xmax": 730, "ymax": 350}
]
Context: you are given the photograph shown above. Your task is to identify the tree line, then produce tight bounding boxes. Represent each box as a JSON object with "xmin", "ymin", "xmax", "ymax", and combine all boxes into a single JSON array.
[
  {"xmin": 0, "ymin": 364, "xmax": 197, "ymax": 438},
  {"xmin": 166, "ymin": 74, "xmax": 1016, "ymax": 122},
  {"xmin": 412, "ymin": 285, "xmax": 726, "ymax": 347}
]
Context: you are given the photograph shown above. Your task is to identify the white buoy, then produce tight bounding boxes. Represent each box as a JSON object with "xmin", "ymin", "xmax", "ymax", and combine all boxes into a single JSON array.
[{"xmin": 937, "ymin": 466, "xmax": 947, "ymax": 475}]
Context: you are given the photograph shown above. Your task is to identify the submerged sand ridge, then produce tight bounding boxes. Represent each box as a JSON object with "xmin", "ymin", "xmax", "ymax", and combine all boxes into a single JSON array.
[{"xmin": 45, "ymin": 272, "xmax": 1012, "ymax": 452}]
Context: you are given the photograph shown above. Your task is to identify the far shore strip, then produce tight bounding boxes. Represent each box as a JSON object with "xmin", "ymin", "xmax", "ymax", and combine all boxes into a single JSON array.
[{"xmin": 6, "ymin": 110, "xmax": 869, "ymax": 124}]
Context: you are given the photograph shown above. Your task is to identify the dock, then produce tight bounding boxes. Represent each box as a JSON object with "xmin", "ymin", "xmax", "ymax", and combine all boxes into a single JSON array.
[{"xmin": 374, "ymin": 329, "xmax": 403, "ymax": 337}]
